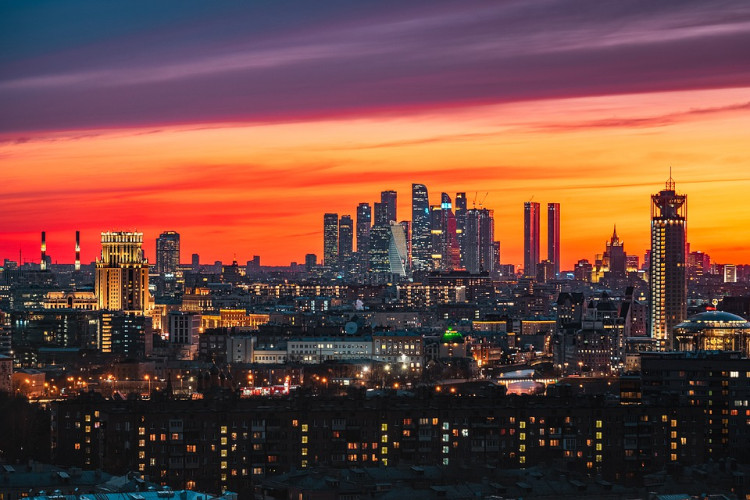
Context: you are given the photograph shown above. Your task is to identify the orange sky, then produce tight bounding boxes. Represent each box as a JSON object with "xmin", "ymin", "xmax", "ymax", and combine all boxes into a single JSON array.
[{"xmin": 2, "ymin": 87, "xmax": 749, "ymax": 269}]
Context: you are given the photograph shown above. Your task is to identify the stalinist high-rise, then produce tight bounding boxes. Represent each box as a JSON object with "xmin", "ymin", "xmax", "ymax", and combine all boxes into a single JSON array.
[
  {"xmin": 649, "ymin": 173, "xmax": 687, "ymax": 349},
  {"xmin": 95, "ymin": 232, "xmax": 151, "ymax": 314}
]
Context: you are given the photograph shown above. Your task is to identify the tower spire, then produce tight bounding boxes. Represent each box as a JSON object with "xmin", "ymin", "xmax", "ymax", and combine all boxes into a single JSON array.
[{"xmin": 666, "ymin": 166, "xmax": 675, "ymax": 191}]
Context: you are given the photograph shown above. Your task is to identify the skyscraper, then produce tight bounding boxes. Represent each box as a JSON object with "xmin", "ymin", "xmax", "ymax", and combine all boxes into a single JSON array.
[
  {"xmin": 388, "ymin": 221, "xmax": 409, "ymax": 277},
  {"xmin": 381, "ymin": 190, "xmax": 397, "ymax": 223},
  {"xmin": 524, "ymin": 202, "xmax": 540, "ymax": 278},
  {"xmin": 373, "ymin": 202, "xmax": 388, "ymax": 226},
  {"xmin": 430, "ymin": 193, "xmax": 460, "ymax": 271},
  {"xmin": 547, "ymin": 203, "xmax": 560, "ymax": 277},
  {"xmin": 323, "ymin": 213, "xmax": 339, "ymax": 267},
  {"xmin": 156, "ymin": 231, "xmax": 180, "ymax": 275},
  {"xmin": 95, "ymin": 232, "xmax": 150, "ymax": 313},
  {"xmin": 356, "ymin": 203, "xmax": 371, "ymax": 272},
  {"xmin": 338, "ymin": 215, "xmax": 353, "ymax": 267},
  {"xmin": 604, "ymin": 225, "xmax": 626, "ymax": 278},
  {"xmin": 464, "ymin": 208, "xmax": 495, "ymax": 274},
  {"xmin": 455, "ymin": 192, "xmax": 467, "ymax": 265},
  {"xmin": 411, "ymin": 183, "xmax": 431, "ymax": 270},
  {"xmin": 649, "ymin": 174, "xmax": 687, "ymax": 348}
]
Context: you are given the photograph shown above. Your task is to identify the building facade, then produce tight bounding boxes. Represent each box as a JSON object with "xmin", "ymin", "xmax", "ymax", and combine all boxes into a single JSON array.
[
  {"xmin": 547, "ymin": 203, "xmax": 560, "ymax": 277},
  {"xmin": 156, "ymin": 231, "xmax": 180, "ymax": 275},
  {"xmin": 95, "ymin": 232, "xmax": 150, "ymax": 314},
  {"xmin": 649, "ymin": 174, "xmax": 687, "ymax": 348},
  {"xmin": 524, "ymin": 202, "xmax": 540, "ymax": 278}
]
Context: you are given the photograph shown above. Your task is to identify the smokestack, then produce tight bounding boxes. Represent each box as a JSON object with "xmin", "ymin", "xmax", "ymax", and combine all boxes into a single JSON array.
[
  {"xmin": 41, "ymin": 231, "xmax": 47, "ymax": 271},
  {"xmin": 75, "ymin": 231, "xmax": 81, "ymax": 271}
]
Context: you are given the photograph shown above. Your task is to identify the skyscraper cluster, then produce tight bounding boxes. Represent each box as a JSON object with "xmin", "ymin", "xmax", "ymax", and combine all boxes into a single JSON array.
[{"xmin": 322, "ymin": 185, "xmax": 500, "ymax": 281}]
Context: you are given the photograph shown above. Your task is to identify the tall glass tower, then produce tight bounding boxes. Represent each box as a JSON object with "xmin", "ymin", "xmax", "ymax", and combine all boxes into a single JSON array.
[
  {"xmin": 547, "ymin": 203, "xmax": 560, "ymax": 277},
  {"xmin": 411, "ymin": 183, "xmax": 430, "ymax": 270},
  {"xmin": 356, "ymin": 203, "xmax": 371, "ymax": 272},
  {"xmin": 338, "ymin": 215, "xmax": 354, "ymax": 268},
  {"xmin": 381, "ymin": 190, "xmax": 397, "ymax": 223},
  {"xmin": 156, "ymin": 231, "xmax": 180, "ymax": 275},
  {"xmin": 649, "ymin": 173, "xmax": 687, "ymax": 348},
  {"xmin": 323, "ymin": 213, "xmax": 339, "ymax": 267},
  {"xmin": 524, "ymin": 202, "xmax": 540, "ymax": 278}
]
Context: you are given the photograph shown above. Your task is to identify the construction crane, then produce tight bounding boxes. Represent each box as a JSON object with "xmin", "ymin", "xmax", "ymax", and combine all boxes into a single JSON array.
[{"xmin": 478, "ymin": 192, "xmax": 488, "ymax": 209}]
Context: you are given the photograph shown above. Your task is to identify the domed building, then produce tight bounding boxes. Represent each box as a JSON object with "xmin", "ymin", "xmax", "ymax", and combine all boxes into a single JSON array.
[{"xmin": 673, "ymin": 311, "xmax": 750, "ymax": 356}]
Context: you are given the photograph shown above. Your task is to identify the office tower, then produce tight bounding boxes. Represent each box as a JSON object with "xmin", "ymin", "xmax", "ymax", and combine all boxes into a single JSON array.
[
  {"xmin": 380, "ymin": 190, "xmax": 397, "ymax": 223},
  {"xmin": 305, "ymin": 253, "xmax": 317, "ymax": 271},
  {"xmin": 411, "ymin": 184, "xmax": 431, "ymax": 270},
  {"xmin": 323, "ymin": 213, "xmax": 339, "ymax": 267},
  {"xmin": 356, "ymin": 203, "xmax": 371, "ymax": 274},
  {"xmin": 368, "ymin": 224, "xmax": 391, "ymax": 277},
  {"xmin": 95, "ymin": 232, "xmax": 150, "ymax": 314},
  {"xmin": 649, "ymin": 173, "xmax": 687, "ymax": 348},
  {"xmin": 605, "ymin": 225, "xmax": 626, "ymax": 278},
  {"xmin": 191, "ymin": 253, "xmax": 200, "ymax": 273},
  {"xmin": 399, "ymin": 220, "xmax": 411, "ymax": 269},
  {"xmin": 338, "ymin": 215, "xmax": 354, "ymax": 267},
  {"xmin": 464, "ymin": 208, "xmax": 495, "ymax": 274},
  {"xmin": 156, "ymin": 230, "xmax": 180, "ymax": 275},
  {"xmin": 40, "ymin": 231, "xmax": 47, "ymax": 271},
  {"xmin": 547, "ymin": 203, "xmax": 560, "ymax": 277},
  {"xmin": 455, "ymin": 192, "xmax": 467, "ymax": 265},
  {"xmin": 388, "ymin": 221, "xmax": 409, "ymax": 277},
  {"xmin": 75, "ymin": 231, "xmax": 81, "ymax": 271},
  {"xmin": 430, "ymin": 194, "xmax": 460, "ymax": 271},
  {"xmin": 373, "ymin": 202, "xmax": 388, "ymax": 226},
  {"xmin": 524, "ymin": 202, "xmax": 540, "ymax": 278}
]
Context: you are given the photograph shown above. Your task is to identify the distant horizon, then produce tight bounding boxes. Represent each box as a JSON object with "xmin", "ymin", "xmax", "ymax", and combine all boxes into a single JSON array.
[{"xmin": 3, "ymin": 176, "xmax": 745, "ymax": 271}]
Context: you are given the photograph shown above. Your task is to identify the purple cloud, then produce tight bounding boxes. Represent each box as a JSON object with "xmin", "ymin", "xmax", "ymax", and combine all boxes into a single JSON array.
[{"xmin": 1, "ymin": 0, "xmax": 749, "ymax": 133}]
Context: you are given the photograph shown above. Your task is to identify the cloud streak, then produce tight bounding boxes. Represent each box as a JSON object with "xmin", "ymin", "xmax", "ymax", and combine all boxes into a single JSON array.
[{"xmin": 2, "ymin": 0, "xmax": 750, "ymax": 133}]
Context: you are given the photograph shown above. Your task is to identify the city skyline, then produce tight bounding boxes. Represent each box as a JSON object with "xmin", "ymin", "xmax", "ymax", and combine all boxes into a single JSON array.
[
  {"xmin": 2, "ymin": 1, "xmax": 750, "ymax": 268},
  {"xmin": 2, "ymin": 175, "xmax": 748, "ymax": 272}
]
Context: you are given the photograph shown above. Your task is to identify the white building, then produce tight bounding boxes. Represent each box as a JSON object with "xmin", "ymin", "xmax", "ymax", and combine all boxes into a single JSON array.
[{"xmin": 287, "ymin": 336, "xmax": 372, "ymax": 363}]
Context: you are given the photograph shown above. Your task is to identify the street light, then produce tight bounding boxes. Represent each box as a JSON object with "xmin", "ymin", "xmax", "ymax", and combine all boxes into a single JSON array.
[{"xmin": 145, "ymin": 374, "xmax": 151, "ymax": 394}]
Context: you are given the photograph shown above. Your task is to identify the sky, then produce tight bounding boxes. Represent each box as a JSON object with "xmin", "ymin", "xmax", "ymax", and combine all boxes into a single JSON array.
[{"xmin": 1, "ymin": 0, "xmax": 750, "ymax": 269}]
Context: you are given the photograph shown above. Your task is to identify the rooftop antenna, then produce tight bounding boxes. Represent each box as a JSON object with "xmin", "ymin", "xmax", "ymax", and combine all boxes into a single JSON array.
[{"xmin": 666, "ymin": 166, "xmax": 675, "ymax": 191}]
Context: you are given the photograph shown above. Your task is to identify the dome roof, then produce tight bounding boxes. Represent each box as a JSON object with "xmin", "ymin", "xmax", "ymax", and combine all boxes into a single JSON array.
[{"xmin": 675, "ymin": 310, "xmax": 750, "ymax": 332}]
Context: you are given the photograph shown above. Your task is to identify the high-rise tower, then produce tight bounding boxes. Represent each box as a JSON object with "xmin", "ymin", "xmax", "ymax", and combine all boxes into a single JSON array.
[
  {"xmin": 338, "ymin": 215, "xmax": 354, "ymax": 268},
  {"xmin": 95, "ymin": 232, "xmax": 150, "ymax": 313},
  {"xmin": 156, "ymin": 231, "xmax": 180, "ymax": 275},
  {"xmin": 323, "ymin": 213, "xmax": 339, "ymax": 267},
  {"xmin": 455, "ymin": 192, "xmax": 467, "ymax": 265},
  {"xmin": 381, "ymin": 190, "xmax": 397, "ymax": 223},
  {"xmin": 650, "ymin": 173, "xmax": 687, "ymax": 348},
  {"xmin": 547, "ymin": 203, "xmax": 560, "ymax": 277},
  {"xmin": 411, "ymin": 184, "xmax": 431, "ymax": 270},
  {"xmin": 464, "ymin": 208, "xmax": 495, "ymax": 274},
  {"xmin": 430, "ymin": 194, "xmax": 460, "ymax": 271},
  {"xmin": 356, "ymin": 203, "xmax": 371, "ymax": 272},
  {"xmin": 524, "ymin": 202, "xmax": 540, "ymax": 278}
]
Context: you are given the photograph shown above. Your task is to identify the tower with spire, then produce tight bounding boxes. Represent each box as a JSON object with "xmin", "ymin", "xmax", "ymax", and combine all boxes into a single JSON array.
[
  {"xmin": 605, "ymin": 224, "xmax": 626, "ymax": 278},
  {"xmin": 649, "ymin": 170, "xmax": 687, "ymax": 349}
]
